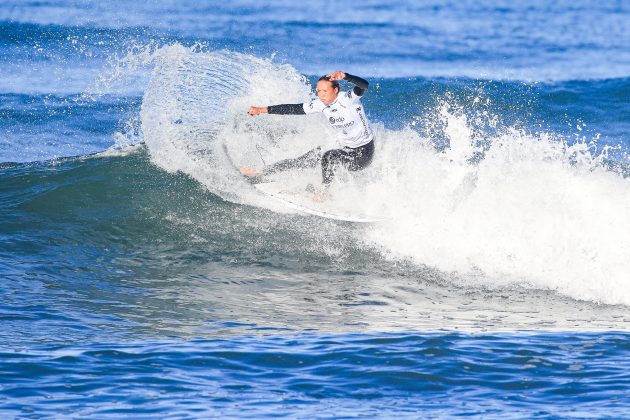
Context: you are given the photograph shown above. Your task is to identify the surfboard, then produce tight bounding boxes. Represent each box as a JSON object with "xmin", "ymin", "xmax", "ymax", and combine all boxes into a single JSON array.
[
  {"xmin": 253, "ymin": 181, "xmax": 386, "ymax": 223},
  {"xmin": 222, "ymin": 143, "xmax": 385, "ymax": 223}
]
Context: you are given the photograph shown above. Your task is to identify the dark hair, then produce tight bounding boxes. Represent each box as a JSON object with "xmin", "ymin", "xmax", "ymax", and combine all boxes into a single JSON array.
[{"xmin": 318, "ymin": 75, "xmax": 339, "ymax": 91}]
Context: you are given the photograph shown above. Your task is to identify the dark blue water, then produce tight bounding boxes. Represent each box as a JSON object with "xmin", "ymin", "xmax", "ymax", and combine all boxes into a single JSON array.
[
  {"xmin": 2, "ymin": 333, "xmax": 629, "ymax": 418},
  {"xmin": 1, "ymin": 1, "xmax": 629, "ymax": 417}
]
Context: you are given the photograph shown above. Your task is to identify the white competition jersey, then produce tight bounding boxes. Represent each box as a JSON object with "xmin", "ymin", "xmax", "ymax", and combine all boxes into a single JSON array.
[{"xmin": 302, "ymin": 89, "xmax": 374, "ymax": 148}]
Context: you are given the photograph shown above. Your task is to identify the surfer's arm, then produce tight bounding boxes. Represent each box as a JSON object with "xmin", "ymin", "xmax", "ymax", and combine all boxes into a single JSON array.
[
  {"xmin": 268, "ymin": 104, "xmax": 306, "ymax": 115},
  {"xmin": 344, "ymin": 73, "xmax": 369, "ymax": 96},
  {"xmin": 328, "ymin": 70, "xmax": 369, "ymax": 97},
  {"xmin": 248, "ymin": 104, "xmax": 305, "ymax": 116}
]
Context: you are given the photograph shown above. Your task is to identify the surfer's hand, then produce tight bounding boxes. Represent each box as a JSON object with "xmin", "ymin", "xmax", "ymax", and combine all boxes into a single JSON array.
[
  {"xmin": 327, "ymin": 70, "xmax": 346, "ymax": 81},
  {"xmin": 248, "ymin": 106, "xmax": 267, "ymax": 116}
]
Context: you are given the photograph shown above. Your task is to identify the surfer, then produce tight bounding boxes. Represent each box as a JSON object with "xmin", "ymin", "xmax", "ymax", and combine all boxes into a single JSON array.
[{"xmin": 243, "ymin": 70, "xmax": 374, "ymax": 201}]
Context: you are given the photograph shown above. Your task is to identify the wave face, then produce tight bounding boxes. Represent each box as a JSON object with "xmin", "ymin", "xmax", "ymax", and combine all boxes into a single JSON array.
[
  {"xmin": 2, "ymin": 2, "xmax": 630, "ymax": 417},
  {"xmin": 135, "ymin": 44, "xmax": 630, "ymax": 306}
]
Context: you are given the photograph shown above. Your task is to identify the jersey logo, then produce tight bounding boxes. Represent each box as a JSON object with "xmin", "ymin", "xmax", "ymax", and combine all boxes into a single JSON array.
[
  {"xmin": 356, "ymin": 107, "xmax": 362, "ymax": 111},
  {"xmin": 329, "ymin": 116, "xmax": 336, "ymax": 124}
]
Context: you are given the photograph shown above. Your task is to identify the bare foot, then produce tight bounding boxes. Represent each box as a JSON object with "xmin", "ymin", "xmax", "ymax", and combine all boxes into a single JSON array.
[
  {"xmin": 312, "ymin": 189, "xmax": 328, "ymax": 203},
  {"xmin": 239, "ymin": 166, "xmax": 260, "ymax": 177}
]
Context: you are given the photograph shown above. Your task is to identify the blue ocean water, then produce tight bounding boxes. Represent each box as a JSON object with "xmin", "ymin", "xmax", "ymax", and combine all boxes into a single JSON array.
[{"xmin": 1, "ymin": 1, "xmax": 629, "ymax": 418}]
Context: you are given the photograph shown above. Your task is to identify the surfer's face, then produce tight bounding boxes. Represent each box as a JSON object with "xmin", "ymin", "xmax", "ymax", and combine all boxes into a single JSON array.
[{"xmin": 316, "ymin": 80, "xmax": 339, "ymax": 105}]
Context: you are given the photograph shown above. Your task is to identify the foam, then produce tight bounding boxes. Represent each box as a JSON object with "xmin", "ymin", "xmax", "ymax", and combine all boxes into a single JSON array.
[{"xmin": 363, "ymin": 109, "xmax": 630, "ymax": 306}]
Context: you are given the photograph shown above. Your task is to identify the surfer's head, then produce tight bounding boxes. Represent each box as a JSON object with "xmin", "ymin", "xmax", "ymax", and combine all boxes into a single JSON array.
[{"xmin": 316, "ymin": 75, "xmax": 339, "ymax": 105}]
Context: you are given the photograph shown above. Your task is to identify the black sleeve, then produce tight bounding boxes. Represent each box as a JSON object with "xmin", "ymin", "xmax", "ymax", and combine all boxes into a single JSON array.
[
  {"xmin": 344, "ymin": 73, "xmax": 369, "ymax": 96},
  {"xmin": 267, "ymin": 103, "xmax": 306, "ymax": 115}
]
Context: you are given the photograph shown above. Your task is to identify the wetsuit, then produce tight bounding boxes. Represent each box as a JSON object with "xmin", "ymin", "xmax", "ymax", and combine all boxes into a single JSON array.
[{"xmin": 262, "ymin": 74, "xmax": 374, "ymax": 184}]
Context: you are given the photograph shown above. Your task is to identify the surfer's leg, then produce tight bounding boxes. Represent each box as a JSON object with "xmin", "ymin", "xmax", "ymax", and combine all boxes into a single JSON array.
[
  {"xmin": 346, "ymin": 140, "xmax": 374, "ymax": 172},
  {"xmin": 321, "ymin": 148, "xmax": 349, "ymax": 184},
  {"xmin": 321, "ymin": 140, "xmax": 374, "ymax": 184},
  {"xmin": 261, "ymin": 147, "xmax": 322, "ymax": 176}
]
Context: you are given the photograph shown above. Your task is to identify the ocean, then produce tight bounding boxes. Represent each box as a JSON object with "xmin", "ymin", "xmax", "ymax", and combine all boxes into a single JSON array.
[{"xmin": 1, "ymin": 1, "xmax": 629, "ymax": 418}]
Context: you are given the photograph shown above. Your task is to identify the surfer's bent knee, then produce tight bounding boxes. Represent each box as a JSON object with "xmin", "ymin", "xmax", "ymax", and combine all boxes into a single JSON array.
[{"xmin": 321, "ymin": 140, "xmax": 374, "ymax": 184}]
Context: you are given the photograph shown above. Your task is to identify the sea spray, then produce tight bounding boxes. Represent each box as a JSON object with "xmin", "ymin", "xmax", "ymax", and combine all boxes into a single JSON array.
[
  {"xmin": 116, "ymin": 43, "xmax": 630, "ymax": 306},
  {"xmin": 364, "ymin": 106, "xmax": 630, "ymax": 305}
]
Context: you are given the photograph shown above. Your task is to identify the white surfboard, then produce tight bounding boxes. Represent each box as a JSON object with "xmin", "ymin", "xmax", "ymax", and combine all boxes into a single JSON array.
[
  {"xmin": 253, "ymin": 181, "xmax": 386, "ymax": 223},
  {"xmin": 222, "ymin": 143, "xmax": 385, "ymax": 223}
]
